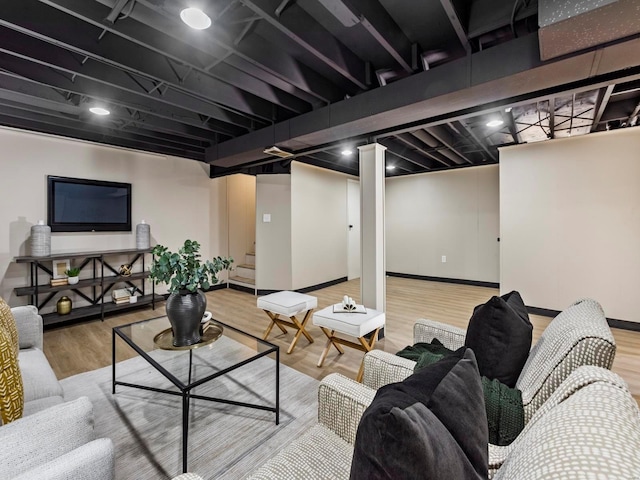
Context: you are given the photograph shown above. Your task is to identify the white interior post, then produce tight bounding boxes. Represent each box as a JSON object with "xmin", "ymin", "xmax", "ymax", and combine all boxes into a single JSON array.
[{"xmin": 358, "ymin": 143, "xmax": 386, "ymax": 312}]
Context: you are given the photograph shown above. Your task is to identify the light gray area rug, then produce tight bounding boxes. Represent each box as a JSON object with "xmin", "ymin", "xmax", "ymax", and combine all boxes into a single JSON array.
[{"xmin": 60, "ymin": 337, "xmax": 319, "ymax": 480}]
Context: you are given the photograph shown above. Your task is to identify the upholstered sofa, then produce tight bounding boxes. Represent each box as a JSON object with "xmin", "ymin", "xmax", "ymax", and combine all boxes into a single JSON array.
[
  {"xmin": 366, "ymin": 297, "xmax": 617, "ymax": 424},
  {"xmin": 174, "ymin": 365, "xmax": 640, "ymax": 480},
  {"xmin": 0, "ymin": 304, "xmax": 114, "ymax": 480}
]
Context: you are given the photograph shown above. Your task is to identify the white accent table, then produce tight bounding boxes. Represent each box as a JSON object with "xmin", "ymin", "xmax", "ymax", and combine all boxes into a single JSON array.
[
  {"xmin": 313, "ymin": 304, "xmax": 385, "ymax": 382},
  {"xmin": 257, "ymin": 291, "xmax": 317, "ymax": 354}
]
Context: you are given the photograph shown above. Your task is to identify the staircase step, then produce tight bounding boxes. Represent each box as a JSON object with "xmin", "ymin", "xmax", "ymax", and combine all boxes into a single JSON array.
[
  {"xmin": 245, "ymin": 252, "xmax": 255, "ymax": 266},
  {"xmin": 237, "ymin": 263, "xmax": 255, "ymax": 270},
  {"xmin": 229, "ymin": 275, "xmax": 255, "ymax": 286}
]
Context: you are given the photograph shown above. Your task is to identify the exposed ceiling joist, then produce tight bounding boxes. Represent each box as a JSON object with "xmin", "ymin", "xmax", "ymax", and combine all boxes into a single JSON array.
[
  {"xmin": 591, "ymin": 84, "xmax": 615, "ymax": 132},
  {"xmin": 0, "ymin": 4, "xmax": 283, "ymax": 121},
  {"xmin": 238, "ymin": 0, "xmax": 368, "ymax": 89},
  {"xmin": 455, "ymin": 120, "xmax": 498, "ymax": 162},
  {"xmin": 439, "ymin": 0, "xmax": 472, "ymax": 55}
]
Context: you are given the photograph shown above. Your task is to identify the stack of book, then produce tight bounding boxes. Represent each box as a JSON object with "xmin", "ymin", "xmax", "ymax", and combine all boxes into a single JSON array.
[
  {"xmin": 112, "ymin": 288, "xmax": 131, "ymax": 305},
  {"xmin": 50, "ymin": 277, "xmax": 68, "ymax": 287}
]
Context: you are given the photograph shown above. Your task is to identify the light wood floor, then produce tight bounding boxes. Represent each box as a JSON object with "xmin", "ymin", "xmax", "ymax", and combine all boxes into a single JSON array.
[{"xmin": 43, "ymin": 277, "xmax": 640, "ymax": 404}]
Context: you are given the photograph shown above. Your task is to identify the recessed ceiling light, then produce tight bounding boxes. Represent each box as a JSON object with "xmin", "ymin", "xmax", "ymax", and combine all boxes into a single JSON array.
[
  {"xmin": 486, "ymin": 119, "xmax": 504, "ymax": 127},
  {"xmin": 386, "ymin": 165, "xmax": 396, "ymax": 170},
  {"xmin": 180, "ymin": 7, "xmax": 211, "ymax": 30},
  {"xmin": 89, "ymin": 107, "xmax": 110, "ymax": 116},
  {"xmin": 341, "ymin": 149, "xmax": 353, "ymax": 156}
]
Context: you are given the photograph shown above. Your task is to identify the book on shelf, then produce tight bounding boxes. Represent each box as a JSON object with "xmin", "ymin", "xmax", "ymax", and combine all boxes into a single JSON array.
[
  {"xmin": 50, "ymin": 278, "xmax": 69, "ymax": 287},
  {"xmin": 112, "ymin": 288, "xmax": 131, "ymax": 300},
  {"xmin": 113, "ymin": 297, "xmax": 131, "ymax": 305}
]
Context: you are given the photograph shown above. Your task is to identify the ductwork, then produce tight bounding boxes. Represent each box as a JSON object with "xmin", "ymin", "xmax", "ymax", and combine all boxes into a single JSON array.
[
  {"xmin": 538, "ymin": 0, "xmax": 640, "ymax": 60},
  {"xmin": 207, "ymin": 32, "xmax": 640, "ymax": 169}
]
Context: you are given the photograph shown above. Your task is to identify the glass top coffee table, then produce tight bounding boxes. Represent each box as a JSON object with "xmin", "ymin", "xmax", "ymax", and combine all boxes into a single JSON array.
[{"xmin": 112, "ymin": 315, "xmax": 280, "ymax": 474}]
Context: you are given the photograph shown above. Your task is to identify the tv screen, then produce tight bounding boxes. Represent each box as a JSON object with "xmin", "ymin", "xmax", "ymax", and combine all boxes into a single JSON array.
[{"xmin": 47, "ymin": 176, "xmax": 132, "ymax": 232}]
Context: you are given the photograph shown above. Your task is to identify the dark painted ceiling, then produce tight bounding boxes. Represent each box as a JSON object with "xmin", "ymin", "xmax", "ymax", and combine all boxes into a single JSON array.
[{"xmin": 1, "ymin": 0, "xmax": 639, "ymax": 178}]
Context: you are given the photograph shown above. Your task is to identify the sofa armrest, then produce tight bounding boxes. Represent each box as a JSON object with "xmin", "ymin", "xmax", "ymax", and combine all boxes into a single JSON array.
[
  {"xmin": 318, "ymin": 373, "xmax": 376, "ymax": 444},
  {"xmin": 362, "ymin": 350, "xmax": 415, "ymax": 390},
  {"xmin": 11, "ymin": 305, "xmax": 43, "ymax": 350},
  {"xmin": 413, "ymin": 318, "xmax": 466, "ymax": 349},
  {"xmin": 13, "ymin": 438, "xmax": 114, "ymax": 480},
  {"xmin": 0, "ymin": 397, "xmax": 95, "ymax": 478}
]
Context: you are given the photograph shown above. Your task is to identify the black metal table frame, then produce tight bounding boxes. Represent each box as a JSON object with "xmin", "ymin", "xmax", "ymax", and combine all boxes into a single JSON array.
[{"xmin": 112, "ymin": 317, "xmax": 280, "ymax": 474}]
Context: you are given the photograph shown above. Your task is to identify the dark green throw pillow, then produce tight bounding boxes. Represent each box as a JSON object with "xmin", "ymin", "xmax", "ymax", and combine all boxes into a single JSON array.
[
  {"xmin": 397, "ymin": 340, "xmax": 525, "ymax": 446},
  {"xmin": 396, "ymin": 339, "xmax": 452, "ymax": 371},
  {"xmin": 482, "ymin": 377, "xmax": 524, "ymax": 446}
]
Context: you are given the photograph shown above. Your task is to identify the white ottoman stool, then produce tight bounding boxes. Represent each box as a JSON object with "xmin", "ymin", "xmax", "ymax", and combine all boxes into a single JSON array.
[
  {"xmin": 313, "ymin": 305, "xmax": 385, "ymax": 382},
  {"xmin": 257, "ymin": 291, "xmax": 317, "ymax": 354}
]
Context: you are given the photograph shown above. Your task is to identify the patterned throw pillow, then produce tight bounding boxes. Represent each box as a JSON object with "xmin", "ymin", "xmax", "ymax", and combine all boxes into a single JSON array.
[
  {"xmin": 0, "ymin": 326, "xmax": 24, "ymax": 424},
  {"xmin": 0, "ymin": 298, "xmax": 18, "ymax": 355}
]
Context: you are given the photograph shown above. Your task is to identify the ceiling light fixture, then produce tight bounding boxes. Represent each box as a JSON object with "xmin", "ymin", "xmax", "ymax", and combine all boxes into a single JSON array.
[
  {"xmin": 341, "ymin": 149, "xmax": 353, "ymax": 156},
  {"xmin": 89, "ymin": 107, "xmax": 110, "ymax": 116},
  {"xmin": 486, "ymin": 119, "xmax": 504, "ymax": 127},
  {"xmin": 180, "ymin": 7, "xmax": 212, "ymax": 30},
  {"xmin": 386, "ymin": 165, "xmax": 396, "ymax": 171}
]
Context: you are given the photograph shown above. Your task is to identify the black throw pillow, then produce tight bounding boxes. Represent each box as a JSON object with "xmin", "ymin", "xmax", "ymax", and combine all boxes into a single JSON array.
[
  {"xmin": 350, "ymin": 348, "xmax": 488, "ymax": 480},
  {"xmin": 465, "ymin": 291, "xmax": 532, "ymax": 388}
]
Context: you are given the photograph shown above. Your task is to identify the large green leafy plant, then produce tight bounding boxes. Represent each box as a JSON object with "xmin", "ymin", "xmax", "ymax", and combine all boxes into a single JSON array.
[{"xmin": 150, "ymin": 240, "xmax": 233, "ymax": 293}]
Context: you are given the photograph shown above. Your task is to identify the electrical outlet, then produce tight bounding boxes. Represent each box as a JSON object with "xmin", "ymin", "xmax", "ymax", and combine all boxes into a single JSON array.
[{"xmin": 441, "ymin": 255, "xmax": 447, "ymax": 263}]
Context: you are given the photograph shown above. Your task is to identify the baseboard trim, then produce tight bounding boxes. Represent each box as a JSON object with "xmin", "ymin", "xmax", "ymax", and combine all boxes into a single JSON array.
[
  {"xmin": 229, "ymin": 283, "xmax": 256, "ymax": 294},
  {"xmin": 256, "ymin": 277, "xmax": 349, "ymax": 296},
  {"xmin": 528, "ymin": 306, "xmax": 640, "ymax": 332},
  {"xmin": 607, "ymin": 318, "xmax": 640, "ymax": 332},
  {"xmin": 297, "ymin": 277, "xmax": 348, "ymax": 294},
  {"xmin": 161, "ymin": 283, "xmax": 229, "ymax": 299},
  {"xmin": 386, "ymin": 272, "xmax": 499, "ymax": 289}
]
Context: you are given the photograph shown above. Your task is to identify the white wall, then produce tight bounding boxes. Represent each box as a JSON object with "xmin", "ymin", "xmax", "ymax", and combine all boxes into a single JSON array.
[
  {"xmin": 386, "ymin": 165, "xmax": 500, "ymax": 283},
  {"xmin": 291, "ymin": 162, "xmax": 350, "ymax": 289},
  {"xmin": 209, "ymin": 176, "xmax": 229, "ymax": 282},
  {"xmin": 0, "ymin": 127, "xmax": 224, "ymax": 304},
  {"xmin": 227, "ymin": 174, "xmax": 256, "ymax": 267},
  {"xmin": 255, "ymin": 174, "xmax": 292, "ymax": 290},
  {"xmin": 500, "ymin": 128, "xmax": 640, "ymax": 322}
]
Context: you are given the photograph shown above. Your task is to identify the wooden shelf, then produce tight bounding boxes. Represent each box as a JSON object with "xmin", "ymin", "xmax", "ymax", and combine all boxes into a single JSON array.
[
  {"xmin": 14, "ymin": 247, "xmax": 157, "ymax": 324},
  {"xmin": 42, "ymin": 294, "xmax": 163, "ymax": 326},
  {"xmin": 14, "ymin": 248, "xmax": 152, "ymax": 263},
  {"xmin": 15, "ymin": 272, "xmax": 150, "ymax": 296}
]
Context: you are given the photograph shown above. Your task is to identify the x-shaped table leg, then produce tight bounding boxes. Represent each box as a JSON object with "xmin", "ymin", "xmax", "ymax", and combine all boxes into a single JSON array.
[
  {"xmin": 317, "ymin": 327, "xmax": 381, "ymax": 383},
  {"xmin": 263, "ymin": 309, "xmax": 315, "ymax": 354}
]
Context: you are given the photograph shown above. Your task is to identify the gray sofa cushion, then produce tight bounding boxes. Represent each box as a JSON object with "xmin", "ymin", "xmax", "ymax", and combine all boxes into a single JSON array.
[
  {"xmin": 18, "ymin": 348, "xmax": 63, "ymax": 402},
  {"xmin": 350, "ymin": 348, "xmax": 488, "ymax": 480},
  {"xmin": 0, "ymin": 397, "xmax": 96, "ymax": 478},
  {"xmin": 12, "ymin": 438, "xmax": 114, "ymax": 480},
  {"xmin": 23, "ymin": 395, "xmax": 65, "ymax": 417}
]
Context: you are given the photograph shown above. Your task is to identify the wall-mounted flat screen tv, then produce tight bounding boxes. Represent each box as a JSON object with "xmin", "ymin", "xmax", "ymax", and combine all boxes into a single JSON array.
[{"xmin": 47, "ymin": 176, "xmax": 132, "ymax": 232}]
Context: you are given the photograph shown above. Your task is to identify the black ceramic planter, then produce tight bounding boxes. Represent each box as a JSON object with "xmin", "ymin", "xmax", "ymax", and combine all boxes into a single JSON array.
[{"xmin": 166, "ymin": 290, "xmax": 207, "ymax": 347}]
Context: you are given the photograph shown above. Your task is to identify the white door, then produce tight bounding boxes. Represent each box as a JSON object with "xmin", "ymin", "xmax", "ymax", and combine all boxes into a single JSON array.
[{"xmin": 347, "ymin": 179, "xmax": 361, "ymax": 280}]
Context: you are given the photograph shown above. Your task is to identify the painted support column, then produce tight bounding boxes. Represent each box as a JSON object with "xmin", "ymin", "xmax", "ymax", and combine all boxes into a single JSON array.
[{"xmin": 358, "ymin": 143, "xmax": 386, "ymax": 313}]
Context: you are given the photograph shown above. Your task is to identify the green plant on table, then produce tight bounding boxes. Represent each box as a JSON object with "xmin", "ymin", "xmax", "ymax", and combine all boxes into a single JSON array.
[
  {"xmin": 64, "ymin": 267, "xmax": 81, "ymax": 277},
  {"xmin": 150, "ymin": 240, "xmax": 233, "ymax": 293}
]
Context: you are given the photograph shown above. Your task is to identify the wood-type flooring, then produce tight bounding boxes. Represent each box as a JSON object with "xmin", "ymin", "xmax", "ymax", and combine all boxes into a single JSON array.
[{"xmin": 43, "ymin": 277, "xmax": 640, "ymax": 404}]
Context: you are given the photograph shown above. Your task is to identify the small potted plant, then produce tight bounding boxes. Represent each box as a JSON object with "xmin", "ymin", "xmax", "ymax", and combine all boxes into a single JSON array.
[
  {"xmin": 150, "ymin": 240, "xmax": 233, "ymax": 346},
  {"xmin": 64, "ymin": 267, "xmax": 81, "ymax": 285}
]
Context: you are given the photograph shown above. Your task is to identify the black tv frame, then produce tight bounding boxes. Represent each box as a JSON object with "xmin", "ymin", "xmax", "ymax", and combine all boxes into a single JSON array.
[{"xmin": 47, "ymin": 175, "xmax": 132, "ymax": 232}]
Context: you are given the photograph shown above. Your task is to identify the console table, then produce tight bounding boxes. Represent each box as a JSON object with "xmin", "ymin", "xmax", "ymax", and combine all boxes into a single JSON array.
[{"xmin": 14, "ymin": 248, "xmax": 161, "ymax": 326}]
